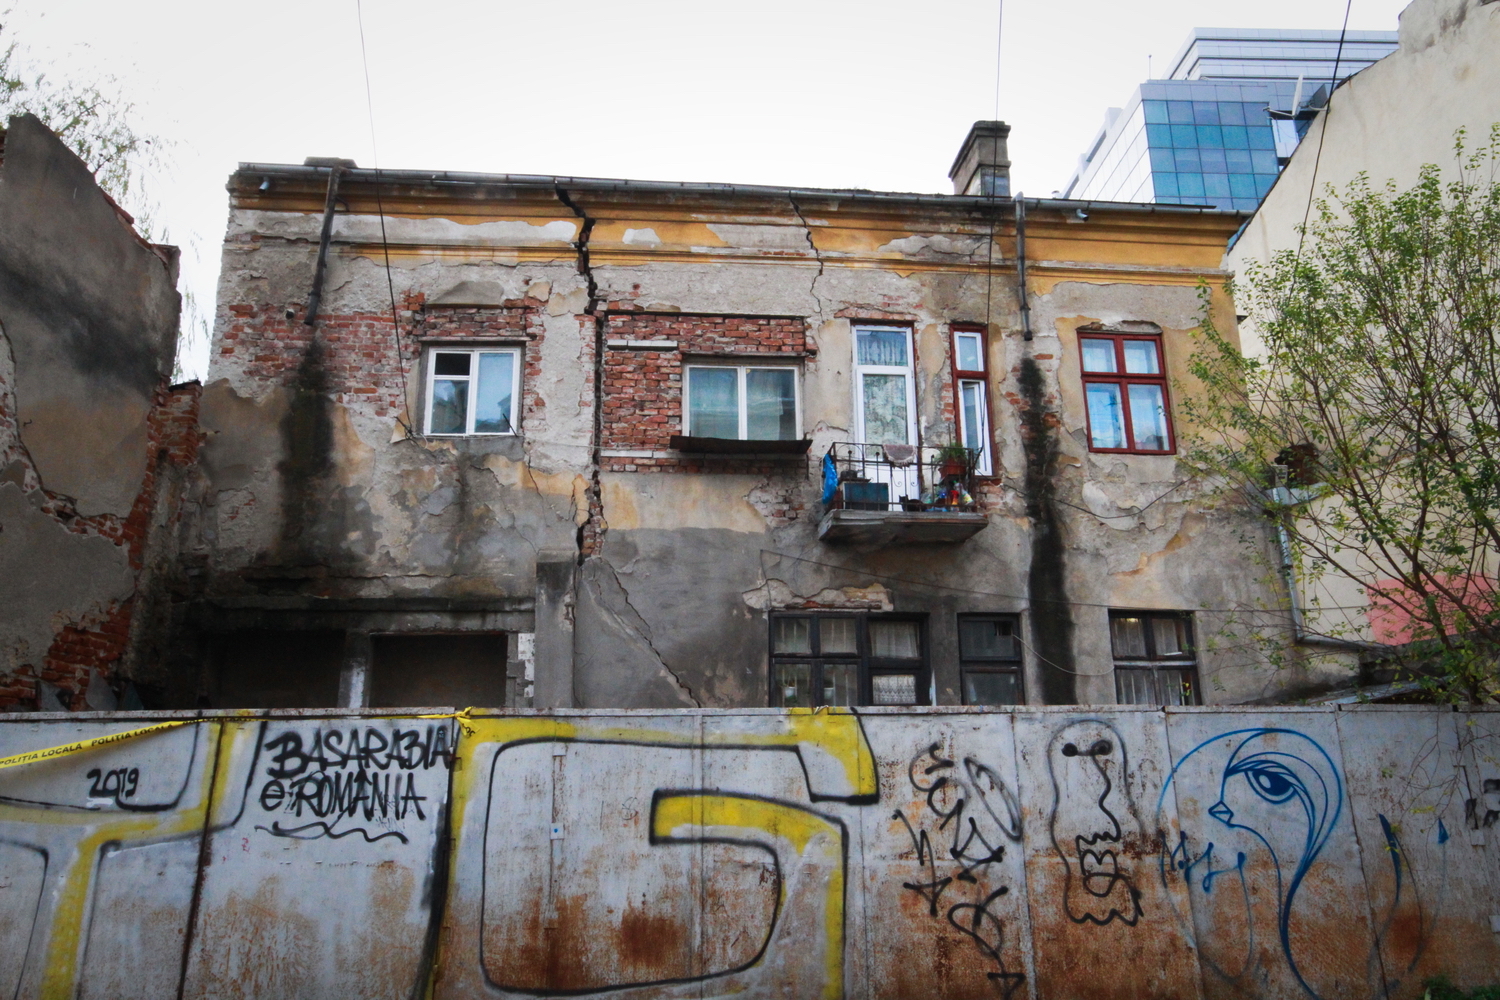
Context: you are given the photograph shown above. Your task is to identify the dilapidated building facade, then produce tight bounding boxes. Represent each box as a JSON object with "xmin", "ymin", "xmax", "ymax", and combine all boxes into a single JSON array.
[{"xmin": 91, "ymin": 120, "xmax": 1321, "ymax": 714}]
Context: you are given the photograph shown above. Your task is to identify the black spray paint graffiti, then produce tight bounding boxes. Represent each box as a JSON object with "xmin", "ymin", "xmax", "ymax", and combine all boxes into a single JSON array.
[
  {"xmin": 895, "ymin": 742, "xmax": 1026, "ymax": 999},
  {"xmin": 1465, "ymin": 778, "xmax": 1500, "ymax": 829},
  {"xmin": 85, "ymin": 766, "xmax": 140, "ymax": 805},
  {"xmin": 253, "ymin": 724, "xmax": 454, "ymax": 845},
  {"xmin": 1046, "ymin": 720, "xmax": 1143, "ymax": 926}
]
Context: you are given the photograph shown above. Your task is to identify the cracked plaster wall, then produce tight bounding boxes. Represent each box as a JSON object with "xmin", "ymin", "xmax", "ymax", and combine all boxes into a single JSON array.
[
  {"xmin": 196, "ymin": 237, "xmax": 590, "ymax": 607},
  {"xmin": 0, "ymin": 115, "xmax": 185, "ymax": 709},
  {"xmin": 199, "ymin": 175, "xmax": 1298, "ymax": 708}
]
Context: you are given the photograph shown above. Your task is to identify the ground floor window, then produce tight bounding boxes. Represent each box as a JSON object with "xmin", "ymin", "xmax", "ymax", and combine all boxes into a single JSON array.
[
  {"xmin": 959, "ymin": 615, "xmax": 1023, "ymax": 704},
  {"xmin": 770, "ymin": 614, "xmax": 928, "ymax": 707},
  {"xmin": 1110, "ymin": 611, "xmax": 1198, "ymax": 705}
]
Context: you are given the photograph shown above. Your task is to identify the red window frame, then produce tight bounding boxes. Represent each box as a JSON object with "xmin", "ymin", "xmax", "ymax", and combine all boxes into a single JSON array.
[
  {"xmin": 1078, "ymin": 331, "xmax": 1176, "ymax": 455},
  {"xmin": 949, "ymin": 324, "xmax": 995, "ymax": 476}
]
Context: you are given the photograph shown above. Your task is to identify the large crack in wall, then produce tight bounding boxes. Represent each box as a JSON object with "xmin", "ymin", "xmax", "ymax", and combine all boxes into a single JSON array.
[
  {"xmin": 576, "ymin": 557, "xmax": 700, "ymax": 707},
  {"xmin": 554, "ymin": 187, "xmax": 607, "ymax": 563}
]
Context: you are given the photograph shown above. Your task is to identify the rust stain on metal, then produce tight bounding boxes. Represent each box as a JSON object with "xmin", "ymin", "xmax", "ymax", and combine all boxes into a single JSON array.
[{"xmin": 618, "ymin": 901, "xmax": 685, "ymax": 971}]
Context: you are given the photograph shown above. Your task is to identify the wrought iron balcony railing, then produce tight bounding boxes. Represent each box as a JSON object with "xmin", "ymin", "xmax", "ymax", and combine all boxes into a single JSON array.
[{"xmin": 824, "ymin": 442, "xmax": 980, "ymax": 514}]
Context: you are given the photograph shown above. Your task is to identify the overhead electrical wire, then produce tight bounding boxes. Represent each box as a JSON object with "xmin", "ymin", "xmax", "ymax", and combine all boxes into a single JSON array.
[
  {"xmin": 1296, "ymin": 0, "xmax": 1355, "ymax": 256},
  {"xmin": 355, "ymin": 0, "xmax": 415, "ymax": 437},
  {"xmin": 982, "ymin": 0, "xmax": 1005, "ymax": 339},
  {"xmin": 754, "ymin": 548, "xmax": 1349, "ymax": 617}
]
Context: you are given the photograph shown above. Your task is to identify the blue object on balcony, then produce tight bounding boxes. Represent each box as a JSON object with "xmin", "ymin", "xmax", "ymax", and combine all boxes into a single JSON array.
[
  {"xmin": 822, "ymin": 452, "xmax": 838, "ymax": 504},
  {"xmin": 842, "ymin": 482, "xmax": 891, "ymax": 510}
]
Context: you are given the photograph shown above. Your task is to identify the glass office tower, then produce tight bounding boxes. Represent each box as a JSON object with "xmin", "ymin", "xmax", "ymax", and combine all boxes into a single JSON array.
[{"xmin": 1063, "ymin": 28, "xmax": 1398, "ymax": 210}]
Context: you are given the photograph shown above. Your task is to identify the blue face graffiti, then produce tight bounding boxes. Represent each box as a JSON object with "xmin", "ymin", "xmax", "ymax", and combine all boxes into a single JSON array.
[{"xmin": 1158, "ymin": 728, "xmax": 1345, "ymax": 1000}]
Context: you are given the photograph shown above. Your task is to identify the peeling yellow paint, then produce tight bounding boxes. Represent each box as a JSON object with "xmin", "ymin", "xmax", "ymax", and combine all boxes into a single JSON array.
[
  {"xmin": 599, "ymin": 474, "xmax": 765, "ymax": 534},
  {"xmin": 330, "ymin": 404, "xmax": 375, "ymax": 489},
  {"xmin": 1108, "ymin": 511, "xmax": 1208, "ymax": 603}
]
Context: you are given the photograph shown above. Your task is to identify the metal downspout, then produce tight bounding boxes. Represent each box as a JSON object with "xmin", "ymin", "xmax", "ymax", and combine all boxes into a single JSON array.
[
  {"xmin": 1015, "ymin": 198, "xmax": 1033, "ymax": 341},
  {"xmin": 303, "ymin": 166, "xmax": 345, "ymax": 326},
  {"xmin": 1272, "ymin": 479, "xmax": 1374, "ymax": 652}
]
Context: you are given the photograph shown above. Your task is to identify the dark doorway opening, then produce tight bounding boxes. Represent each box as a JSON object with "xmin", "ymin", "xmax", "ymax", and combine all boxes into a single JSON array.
[
  {"xmin": 207, "ymin": 629, "xmax": 344, "ymax": 708},
  {"xmin": 369, "ymin": 633, "xmax": 509, "ymax": 708}
]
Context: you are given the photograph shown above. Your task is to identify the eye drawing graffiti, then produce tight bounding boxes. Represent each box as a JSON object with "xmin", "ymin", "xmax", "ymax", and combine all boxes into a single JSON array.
[
  {"xmin": 894, "ymin": 741, "xmax": 1026, "ymax": 999},
  {"xmin": 1046, "ymin": 720, "xmax": 1143, "ymax": 926},
  {"xmin": 1159, "ymin": 728, "xmax": 1344, "ymax": 1000}
]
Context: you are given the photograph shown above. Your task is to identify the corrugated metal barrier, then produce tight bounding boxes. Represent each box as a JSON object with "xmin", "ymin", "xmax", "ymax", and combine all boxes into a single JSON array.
[{"xmin": 1, "ymin": 705, "xmax": 1497, "ymax": 999}]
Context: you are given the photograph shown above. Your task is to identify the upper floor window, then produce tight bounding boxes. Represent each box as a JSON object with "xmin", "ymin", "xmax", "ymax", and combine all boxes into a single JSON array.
[
  {"xmin": 1110, "ymin": 611, "xmax": 1198, "ymax": 705},
  {"xmin": 425, "ymin": 347, "xmax": 519, "ymax": 435},
  {"xmin": 1079, "ymin": 330, "xmax": 1174, "ymax": 453},
  {"xmin": 854, "ymin": 326, "xmax": 916, "ymax": 446},
  {"xmin": 770, "ymin": 613, "xmax": 928, "ymax": 707},
  {"xmin": 959, "ymin": 614, "xmax": 1022, "ymax": 704},
  {"xmin": 952, "ymin": 326, "xmax": 993, "ymax": 475},
  {"xmin": 685, "ymin": 364, "xmax": 799, "ymax": 440}
]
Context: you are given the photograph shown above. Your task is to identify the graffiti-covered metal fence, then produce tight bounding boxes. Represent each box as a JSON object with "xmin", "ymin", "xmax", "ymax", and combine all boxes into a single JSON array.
[{"xmin": 1, "ymin": 705, "xmax": 1498, "ymax": 999}]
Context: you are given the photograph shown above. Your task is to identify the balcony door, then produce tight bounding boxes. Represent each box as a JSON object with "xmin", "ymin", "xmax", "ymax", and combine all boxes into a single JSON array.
[{"xmin": 853, "ymin": 326, "xmax": 920, "ymax": 503}]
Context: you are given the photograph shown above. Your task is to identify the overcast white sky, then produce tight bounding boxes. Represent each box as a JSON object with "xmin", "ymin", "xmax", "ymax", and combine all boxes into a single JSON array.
[{"xmin": 6, "ymin": 0, "xmax": 1412, "ymax": 379}]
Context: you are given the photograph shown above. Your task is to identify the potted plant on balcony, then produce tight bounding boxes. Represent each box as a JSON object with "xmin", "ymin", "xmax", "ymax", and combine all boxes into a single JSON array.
[{"xmin": 936, "ymin": 443, "xmax": 971, "ymax": 480}]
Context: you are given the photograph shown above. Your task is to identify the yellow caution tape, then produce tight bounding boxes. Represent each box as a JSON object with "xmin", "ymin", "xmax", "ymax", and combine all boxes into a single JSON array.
[
  {"xmin": 0, "ymin": 719, "xmax": 199, "ymax": 771},
  {"xmin": 0, "ymin": 708, "xmax": 491, "ymax": 772},
  {"xmin": 415, "ymin": 707, "xmax": 476, "ymax": 735}
]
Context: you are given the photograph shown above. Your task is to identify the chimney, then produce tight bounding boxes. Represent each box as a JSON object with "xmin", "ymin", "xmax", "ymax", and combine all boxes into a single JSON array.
[{"xmin": 949, "ymin": 121, "xmax": 1011, "ymax": 197}]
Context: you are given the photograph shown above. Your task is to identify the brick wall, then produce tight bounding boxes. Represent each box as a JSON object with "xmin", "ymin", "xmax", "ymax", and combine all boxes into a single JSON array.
[
  {"xmin": 418, "ymin": 303, "xmax": 550, "ymax": 432},
  {"xmin": 600, "ymin": 313, "xmax": 808, "ymax": 473},
  {"xmin": 0, "ymin": 380, "xmax": 202, "ymax": 711},
  {"xmin": 220, "ymin": 300, "xmax": 421, "ymax": 419},
  {"xmin": 218, "ymin": 297, "xmax": 555, "ymax": 434}
]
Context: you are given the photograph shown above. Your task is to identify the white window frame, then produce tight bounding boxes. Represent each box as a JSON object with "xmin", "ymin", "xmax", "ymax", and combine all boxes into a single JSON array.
[
  {"xmin": 957, "ymin": 378, "xmax": 993, "ymax": 476},
  {"xmin": 423, "ymin": 346, "xmax": 521, "ymax": 436},
  {"xmin": 953, "ymin": 329, "xmax": 985, "ymax": 374},
  {"xmin": 683, "ymin": 362, "xmax": 802, "ymax": 441},
  {"xmin": 952, "ymin": 327, "xmax": 993, "ymax": 476},
  {"xmin": 852, "ymin": 325, "xmax": 918, "ymax": 446}
]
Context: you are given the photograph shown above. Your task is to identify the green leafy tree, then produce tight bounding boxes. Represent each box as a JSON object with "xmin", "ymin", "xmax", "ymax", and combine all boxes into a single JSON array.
[
  {"xmin": 0, "ymin": 16, "xmax": 161, "ymax": 227},
  {"xmin": 1184, "ymin": 128, "xmax": 1500, "ymax": 703}
]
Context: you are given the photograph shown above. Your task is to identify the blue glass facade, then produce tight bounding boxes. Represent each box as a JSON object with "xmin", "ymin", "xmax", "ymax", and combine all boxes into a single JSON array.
[
  {"xmin": 1061, "ymin": 28, "xmax": 1398, "ymax": 211},
  {"xmin": 1141, "ymin": 92, "xmax": 1279, "ymax": 211},
  {"xmin": 1064, "ymin": 81, "xmax": 1303, "ymax": 210}
]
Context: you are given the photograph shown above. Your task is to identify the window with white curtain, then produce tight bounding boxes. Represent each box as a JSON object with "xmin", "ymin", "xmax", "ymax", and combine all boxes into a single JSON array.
[
  {"xmin": 1110, "ymin": 611, "xmax": 1198, "ymax": 705},
  {"xmin": 854, "ymin": 326, "xmax": 917, "ymax": 446},
  {"xmin": 769, "ymin": 614, "xmax": 928, "ymax": 707},
  {"xmin": 684, "ymin": 364, "xmax": 799, "ymax": 440}
]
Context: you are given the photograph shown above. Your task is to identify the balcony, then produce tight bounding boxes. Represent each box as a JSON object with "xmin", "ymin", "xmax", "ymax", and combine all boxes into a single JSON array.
[{"xmin": 817, "ymin": 443, "xmax": 988, "ymax": 545}]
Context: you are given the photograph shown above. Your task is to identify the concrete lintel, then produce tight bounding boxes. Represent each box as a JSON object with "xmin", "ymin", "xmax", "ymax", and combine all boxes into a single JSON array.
[{"xmin": 605, "ymin": 339, "xmax": 677, "ymax": 350}]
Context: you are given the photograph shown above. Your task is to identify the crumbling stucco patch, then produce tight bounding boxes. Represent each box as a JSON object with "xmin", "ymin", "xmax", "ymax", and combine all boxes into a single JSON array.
[
  {"xmin": 746, "ymin": 477, "xmax": 811, "ymax": 530},
  {"xmin": 877, "ymin": 234, "xmax": 985, "ymax": 257},
  {"xmin": 230, "ymin": 210, "xmax": 578, "ymax": 249},
  {"xmin": 741, "ymin": 579, "xmax": 894, "ymax": 612}
]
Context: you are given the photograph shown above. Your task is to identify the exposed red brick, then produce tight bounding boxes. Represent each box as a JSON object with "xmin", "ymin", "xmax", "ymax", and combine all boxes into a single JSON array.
[{"xmin": 600, "ymin": 314, "xmax": 807, "ymax": 472}]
